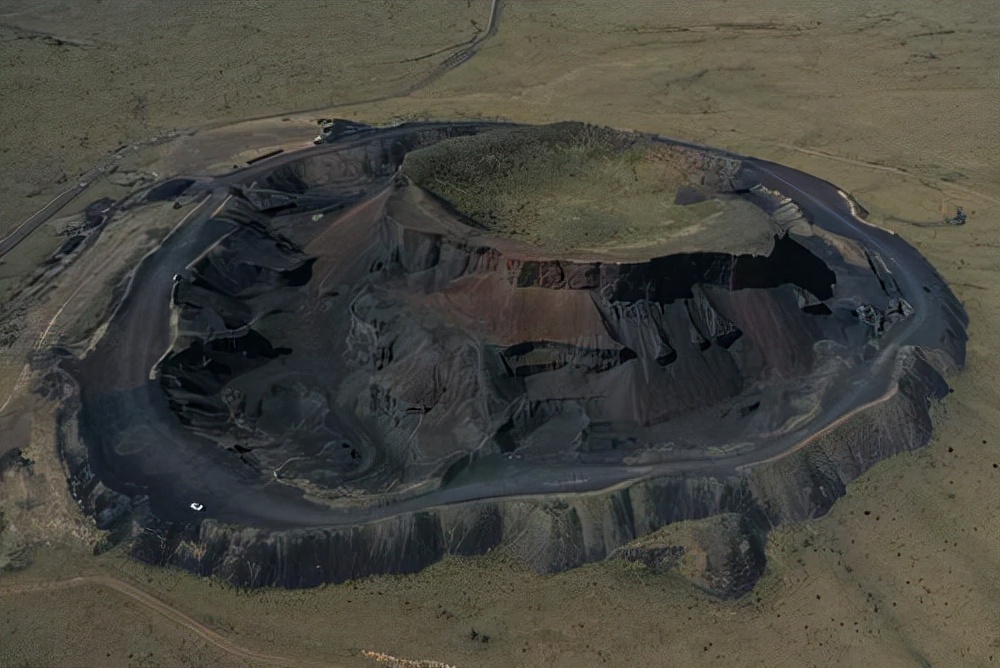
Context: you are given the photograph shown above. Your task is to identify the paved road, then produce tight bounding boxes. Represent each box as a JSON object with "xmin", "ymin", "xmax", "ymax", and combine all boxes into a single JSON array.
[{"xmin": 0, "ymin": 181, "xmax": 89, "ymax": 258}]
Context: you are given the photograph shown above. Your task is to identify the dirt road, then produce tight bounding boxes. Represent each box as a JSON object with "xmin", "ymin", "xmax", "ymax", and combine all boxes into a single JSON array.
[{"xmin": 1, "ymin": 574, "xmax": 331, "ymax": 667}]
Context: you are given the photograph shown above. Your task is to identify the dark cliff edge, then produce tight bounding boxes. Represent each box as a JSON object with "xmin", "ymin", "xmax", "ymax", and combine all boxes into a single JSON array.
[{"xmin": 55, "ymin": 357, "xmax": 948, "ymax": 595}]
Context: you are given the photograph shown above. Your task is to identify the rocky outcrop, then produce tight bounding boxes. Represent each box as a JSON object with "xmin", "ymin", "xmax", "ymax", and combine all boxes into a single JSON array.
[{"xmin": 610, "ymin": 513, "xmax": 767, "ymax": 598}]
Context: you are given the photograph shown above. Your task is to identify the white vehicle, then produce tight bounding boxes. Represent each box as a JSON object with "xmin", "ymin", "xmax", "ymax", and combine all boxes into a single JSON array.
[{"xmin": 189, "ymin": 502, "xmax": 205, "ymax": 512}]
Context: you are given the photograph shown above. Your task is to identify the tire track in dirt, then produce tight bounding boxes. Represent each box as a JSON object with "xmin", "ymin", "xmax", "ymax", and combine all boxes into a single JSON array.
[
  {"xmin": 204, "ymin": 0, "xmax": 505, "ymax": 130},
  {"xmin": 0, "ymin": 575, "xmax": 330, "ymax": 667},
  {"xmin": 3, "ymin": 0, "xmax": 505, "ymax": 258}
]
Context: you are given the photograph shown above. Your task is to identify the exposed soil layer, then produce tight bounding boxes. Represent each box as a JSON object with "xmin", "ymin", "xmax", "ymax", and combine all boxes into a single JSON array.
[{"xmin": 57, "ymin": 121, "xmax": 967, "ymax": 593}]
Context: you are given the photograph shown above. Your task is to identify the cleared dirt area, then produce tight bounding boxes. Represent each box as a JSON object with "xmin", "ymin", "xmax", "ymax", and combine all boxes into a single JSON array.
[{"xmin": 1, "ymin": 1, "xmax": 998, "ymax": 667}]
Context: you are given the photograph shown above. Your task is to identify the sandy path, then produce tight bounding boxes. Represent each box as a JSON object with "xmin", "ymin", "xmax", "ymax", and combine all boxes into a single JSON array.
[
  {"xmin": 2, "ymin": 574, "xmax": 326, "ymax": 667},
  {"xmin": 2, "ymin": 574, "xmax": 463, "ymax": 668}
]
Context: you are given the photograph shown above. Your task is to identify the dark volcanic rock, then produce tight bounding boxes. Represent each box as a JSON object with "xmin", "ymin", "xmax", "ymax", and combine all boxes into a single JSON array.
[
  {"xmin": 82, "ymin": 197, "xmax": 115, "ymax": 228},
  {"xmin": 0, "ymin": 448, "xmax": 31, "ymax": 475},
  {"xmin": 55, "ymin": 121, "xmax": 968, "ymax": 596},
  {"xmin": 610, "ymin": 513, "xmax": 767, "ymax": 598}
]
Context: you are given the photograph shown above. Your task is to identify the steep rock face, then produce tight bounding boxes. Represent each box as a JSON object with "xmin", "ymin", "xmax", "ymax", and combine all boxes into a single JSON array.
[
  {"xmin": 57, "ymin": 121, "xmax": 967, "ymax": 595},
  {"xmin": 155, "ymin": 183, "xmax": 843, "ymax": 493}
]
